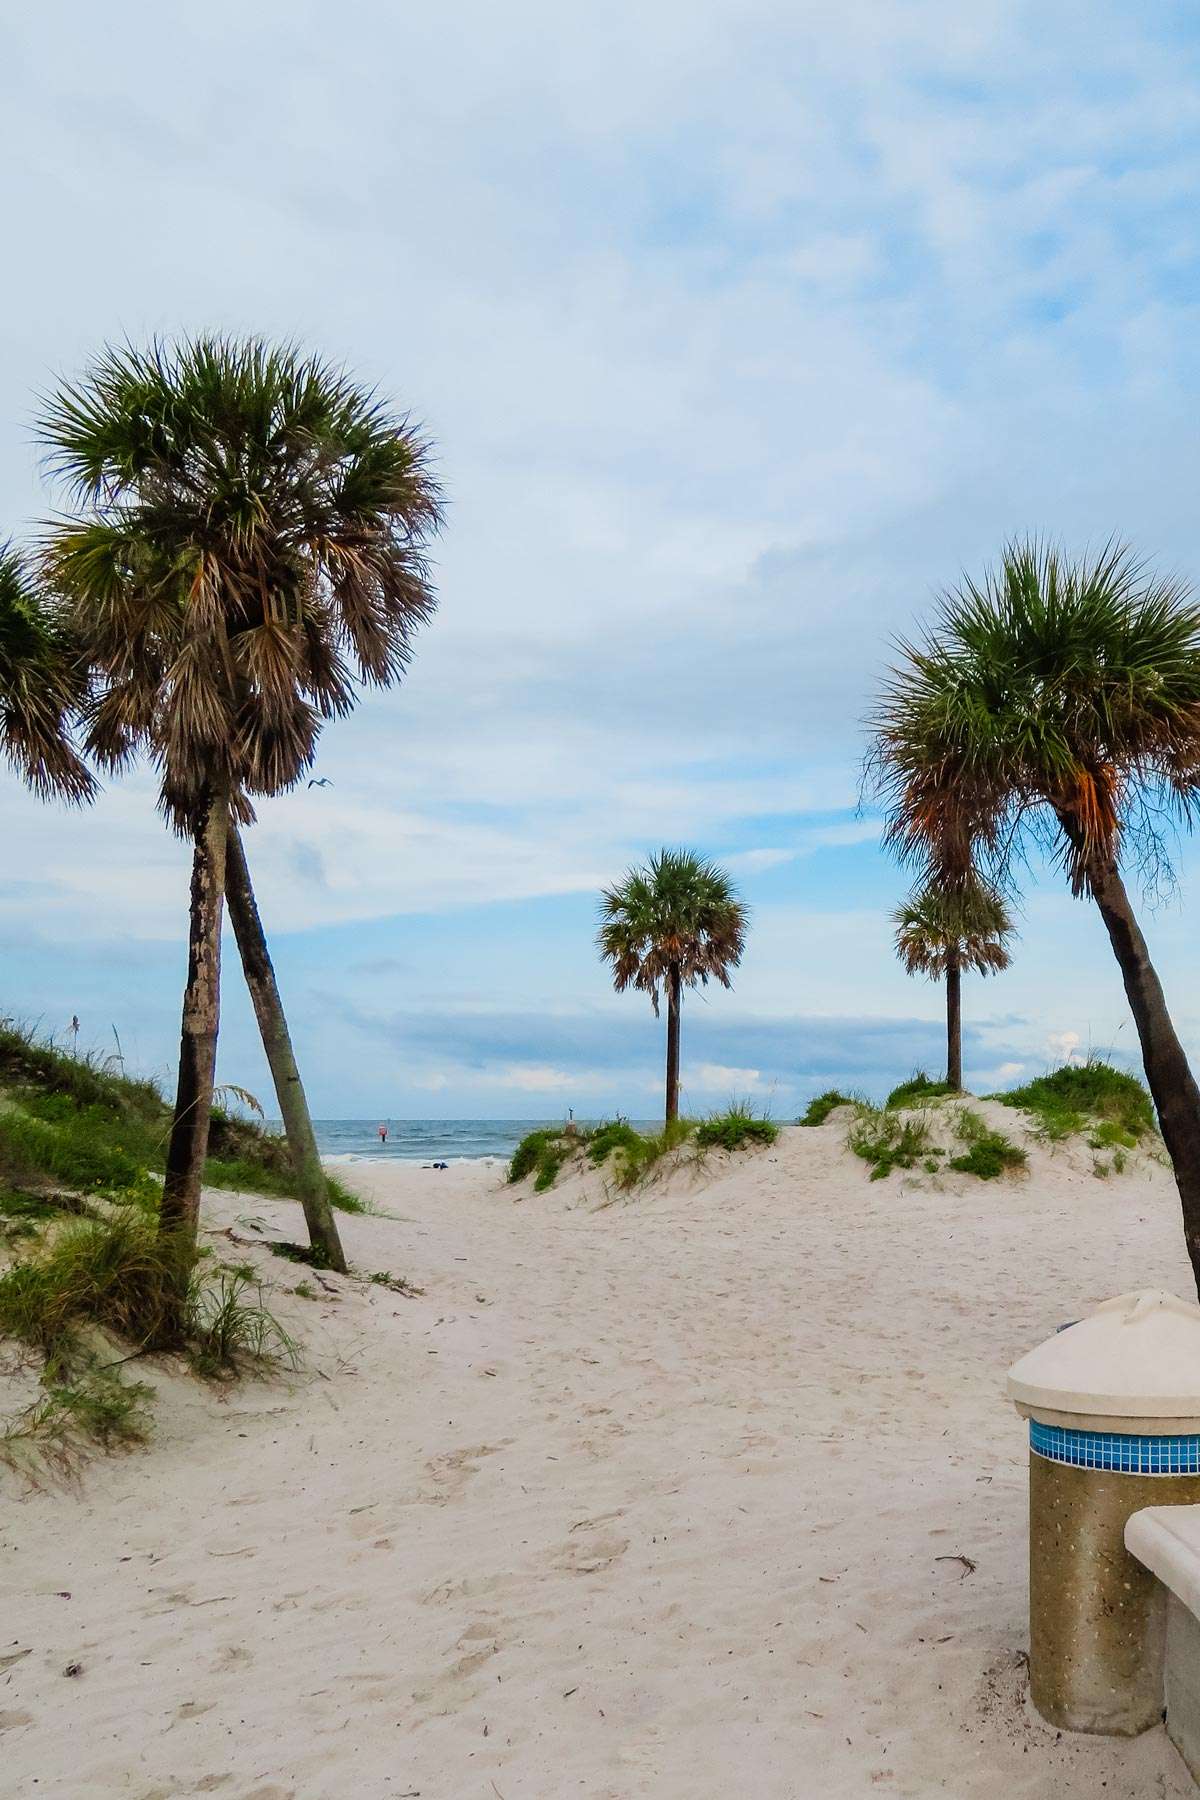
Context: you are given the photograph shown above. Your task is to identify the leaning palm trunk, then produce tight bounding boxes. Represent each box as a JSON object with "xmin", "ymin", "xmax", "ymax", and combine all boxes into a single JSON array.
[
  {"xmin": 945, "ymin": 950, "xmax": 962, "ymax": 1090},
  {"xmin": 664, "ymin": 963, "xmax": 682, "ymax": 1125},
  {"xmin": 225, "ymin": 825, "xmax": 347, "ymax": 1274},
  {"xmin": 161, "ymin": 785, "xmax": 229, "ymax": 1252},
  {"xmin": 1075, "ymin": 834, "xmax": 1200, "ymax": 1295}
]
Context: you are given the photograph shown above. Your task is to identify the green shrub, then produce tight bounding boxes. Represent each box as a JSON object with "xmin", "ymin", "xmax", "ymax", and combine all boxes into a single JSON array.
[
  {"xmin": 994, "ymin": 1060, "xmax": 1154, "ymax": 1142},
  {"xmin": 587, "ymin": 1120, "xmax": 644, "ymax": 1165},
  {"xmin": 847, "ymin": 1106, "xmax": 932, "ymax": 1180},
  {"xmin": 693, "ymin": 1105, "xmax": 779, "ymax": 1151},
  {"xmin": 508, "ymin": 1128, "xmax": 562, "ymax": 1184},
  {"xmin": 887, "ymin": 1072, "xmax": 956, "ymax": 1108},
  {"xmin": 947, "ymin": 1107, "xmax": 1028, "ymax": 1180},
  {"xmin": 798, "ymin": 1090, "xmax": 856, "ymax": 1126}
]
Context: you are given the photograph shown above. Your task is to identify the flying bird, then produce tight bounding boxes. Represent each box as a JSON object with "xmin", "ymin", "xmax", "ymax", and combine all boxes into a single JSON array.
[{"xmin": 307, "ymin": 777, "xmax": 334, "ymax": 788}]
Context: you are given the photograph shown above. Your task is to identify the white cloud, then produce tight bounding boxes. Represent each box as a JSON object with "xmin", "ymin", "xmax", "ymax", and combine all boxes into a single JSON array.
[
  {"xmin": 492, "ymin": 1063, "xmax": 578, "ymax": 1093},
  {"xmin": 688, "ymin": 1063, "xmax": 764, "ymax": 1093}
]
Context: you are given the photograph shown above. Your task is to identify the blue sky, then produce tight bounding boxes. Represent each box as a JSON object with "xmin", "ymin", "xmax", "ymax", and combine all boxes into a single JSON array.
[{"xmin": 4, "ymin": 1, "xmax": 1200, "ymax": 1116}]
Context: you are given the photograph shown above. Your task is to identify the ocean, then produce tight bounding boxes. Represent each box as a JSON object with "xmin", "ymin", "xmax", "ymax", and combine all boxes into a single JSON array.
[{"xmin": 302, "ymin": 1118, "xmax": 656, "ymax": 1163}]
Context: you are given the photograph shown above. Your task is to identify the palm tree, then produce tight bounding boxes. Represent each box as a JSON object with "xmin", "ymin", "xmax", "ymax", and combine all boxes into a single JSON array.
[
  {"xmin": 0, "ymin": 543, "xmax": 94, "ymax": 804},
  {"xmin": 39, "ymin": 338, "xmax": 442, "ymax": 1266},
  {"xmin": 598, "ymin": 848, "xmax": 748, "ymax": 1124},
  {"xmin": 867, "ymin": 538, "xmax": 1200, "ymax": 1290},
  {"xmin": 893, "ymin": 878, "xmax": 1013, "ymax": 1090}
]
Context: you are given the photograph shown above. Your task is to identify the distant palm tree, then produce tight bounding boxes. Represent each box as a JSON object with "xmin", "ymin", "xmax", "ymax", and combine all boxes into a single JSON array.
[
  {"xmin": 40, "ymin": 338, "xmax": 442, "ymax": 1265},
  {"xmin": 0, "ymin": 544, "xmax": 93, "ymax": 804},
  {"xmin": 868, "ymin": 538, "xmax": 1200, "ymax": 1291},
  {"xmin": 598, "ymin": 849, "xmax": 748, "ymax": 1124},
  {"xmin": 893, "ymin": 878, "xmax": 1013, "ymax": 1090}
]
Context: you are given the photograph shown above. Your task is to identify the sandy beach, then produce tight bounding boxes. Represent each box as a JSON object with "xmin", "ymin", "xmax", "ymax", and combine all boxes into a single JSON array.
[{"xmin": 2, "ymin": 1115, "xmax": 1196, "ymax": 1798}]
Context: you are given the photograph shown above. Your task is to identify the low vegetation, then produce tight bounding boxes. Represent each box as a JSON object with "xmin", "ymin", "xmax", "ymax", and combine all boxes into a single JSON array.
[
  {"xmin": 0, "ymin": 1021, "xmax": 358, "ymax": 1211},
  {"xmin": 947, "ymin": 1107, "xmax": 1027, "ymax": 1180},
  {"xmin": 0, "ymin": 1197, "xmax": 298, "ymax": 1473},
  {"xmin": 992, "ymin": 1059, "xmax": 1155, "ymax": 1144},
  {"xmin": 693, "ymin": 1105, "xmax": 778, "ymax": 1152},
  {"xmin": 508, "ymin": 1105, "xmax": 777, "ymax": 1194},
  {"xmin": 798, "ymin": 1090, "xmax": 856, "ymax": 1126},
  {"xmin": 886, "ymin": 1072, "xmax": 956, "ymax": 1108},
  {"xmin": 846, "ymin": 1105, "xmax": 935, "ymax": 1180}
]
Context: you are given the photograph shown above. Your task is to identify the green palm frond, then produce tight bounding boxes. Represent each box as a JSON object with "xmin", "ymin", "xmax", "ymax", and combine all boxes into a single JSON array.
[
  {"xmin": 893, "ymin": 877, "xmax": 1014, "ymax": 980},
  {"xmin": 865, "ymin": 537, "xmax": 1200, "ymax": 897},
  {"xmin": 597, "ymin": 848, "xmax": 748, "ymax": 1014},
  {"xmin": 38, "ymin": 336, "xmax": 444, "ymax": 831},
  {"xmin": 0, "ymin": 542, "xmax": 95, "ymax": 803}
]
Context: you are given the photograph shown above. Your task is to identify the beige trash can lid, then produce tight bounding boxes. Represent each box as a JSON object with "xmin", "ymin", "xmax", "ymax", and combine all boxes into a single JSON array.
[{"xmin": 1008, "ymin": 1290, "xmax": 1200, "ymax": 1425}]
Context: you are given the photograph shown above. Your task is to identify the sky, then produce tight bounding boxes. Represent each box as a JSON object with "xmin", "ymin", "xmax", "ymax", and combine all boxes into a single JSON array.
[{"xmin": 3, "ymin": 1, "xmax": 1200, "ymax": 1118}]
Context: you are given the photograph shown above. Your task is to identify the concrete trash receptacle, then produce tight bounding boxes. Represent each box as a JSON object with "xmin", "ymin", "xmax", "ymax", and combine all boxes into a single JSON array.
[{"xmin": 1007, "ymin": 1289, "xmax": 1200, "ymax": 1735}]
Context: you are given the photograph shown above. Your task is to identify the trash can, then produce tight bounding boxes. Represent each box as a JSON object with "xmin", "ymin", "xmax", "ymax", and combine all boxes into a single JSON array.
[{"xmin": 1007, "ymin": 1289, "xmax": 1200, "ymax": 1735}]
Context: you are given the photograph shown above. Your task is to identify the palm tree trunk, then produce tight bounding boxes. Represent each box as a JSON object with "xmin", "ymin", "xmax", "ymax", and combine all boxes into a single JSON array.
[
  {"xmin": 161, "ymin": 785, "xmax": 229, "ymax": 1251},
  {"xmin": 224, "ymin": 824, "xmax": 347, "ymax": 1274},
  {"xmin": 665, "ymin": 963, "xmax": 682, "ymax": 1125},
  {"xmin": 945, "ymin": 951, "xmax": 962, "ymax": 1090},
  {"xmin": 1077, "ymin": 840, "xmax": 1200, "ymax": 1296}
]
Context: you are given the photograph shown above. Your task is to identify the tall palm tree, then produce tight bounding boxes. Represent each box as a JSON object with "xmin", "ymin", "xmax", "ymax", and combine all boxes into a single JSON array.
[
  {"xmin": 0, "ymin": 543, "xmax": 94, "ymax": 804},
  {"xmin": 598, "ymin": 848, "xmax": 748, "ymax": 1124},
  {"xmin": 39, "ymin": 338, "xmax": 442, "ymax": 1265},
  {"xmin": 867, "ymin": 538, "xmax": 1200, "ymax": 1291},
  {"xmin": 892, "ymin": 878, "xmax": 1013, "ymax": 1090}
]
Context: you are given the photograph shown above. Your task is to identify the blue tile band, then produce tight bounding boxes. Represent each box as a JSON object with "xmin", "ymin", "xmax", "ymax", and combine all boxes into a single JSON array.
[{"xmin": 1030, "ymin": 1419, "xmax": 1200, "ymax": 1475}]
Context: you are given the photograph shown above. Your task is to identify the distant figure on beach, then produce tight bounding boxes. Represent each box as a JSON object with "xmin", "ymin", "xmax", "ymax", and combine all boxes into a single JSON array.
[{"xmin": 377, "ymin": 1123, "xmax": 388, "ymax": 1145}]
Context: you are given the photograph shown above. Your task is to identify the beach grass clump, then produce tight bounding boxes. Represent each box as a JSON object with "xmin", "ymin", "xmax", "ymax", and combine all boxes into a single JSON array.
[
  {"xmin": 186, "ymin": 1272, "xmax": 297, "ymax": 1380},
  {"xmin": 798, "ymin": 1090, "xmax": 857, "ymax": 1126},
  {"xmin": 0, "ymin": 1204, "xmax": 190, "ymax": 1361},
  {"xmin": 508, "ymin": 1128, "xmax": 566, "ymax": 1186},
  {"xmin": 693, "ymin": 1104, "xmax": 778, "ymax": 1151},
  {"xmin": 947, "ymin": 1107, "xmax": 1028, "ymax": 1180},
  {"xmin": 1, "ymin": 1360, "xmax": 154, "ymax": 1477},
  {"xmin": 0, "ymin": 1201, "xmax": 300, "ymax": 1464},
  {"xmin": 993, "ymin": 1059, "xmax": 1154, "ymax": 1143},
  {"xmin": 886, "ymin": 1071, "xmax": 956, "ymax": 1109},
  {"xmin": 847, "ymin": 1105, "xmax": 933, "ymax": 1180},
  {"xmin": 608, "ymin": 1118, "xmax": 695, "ymax": 1190},
  {"xmin": 586, "ymin": 1120, "xmax": 644, "ymax": 1166}
]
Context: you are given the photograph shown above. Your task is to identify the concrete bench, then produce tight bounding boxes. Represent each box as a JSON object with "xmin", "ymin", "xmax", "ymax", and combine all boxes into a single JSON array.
[{"xmin": 1125, "ymin": 1505, "xmax": 1200, "ymax": 1785}]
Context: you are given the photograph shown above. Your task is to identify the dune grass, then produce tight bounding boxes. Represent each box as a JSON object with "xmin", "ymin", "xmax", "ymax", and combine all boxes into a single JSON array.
[
  {"xmin": 846, "ymin": 1105, "xmax": 934, "ymax": 1180},
  {"xmin": 0, "ymin": 1194, "xmax": 299, "ymax": 1470},
  {"xmin": 509, "ymin": 1105, "xmax": 776, "ymax": 1194},
  {"xmin": 798, "ymin": 1090, "xmax": 857, "ymax": 1126},
  {"xmin": 693, "ymin": 1104, "xmax": 778, "ymax": 1151},
  {"xmin": 887, "ymin": 1071, "xmax": 957, "ymax": 1108},
  {"xmin": 0, "ymin": 1020, "xmax": 356, "ymax": 1210},
  {"xmin": 992, "ymin": 1059, "xmax": 1154, "ymax": 1143},
  {"xmin": 948, "ymin": 1107, "xmax": 1028, "ymax": 1180}
]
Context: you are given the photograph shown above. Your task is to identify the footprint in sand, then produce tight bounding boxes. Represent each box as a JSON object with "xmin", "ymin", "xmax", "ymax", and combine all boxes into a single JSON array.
[
  {"xmin": 413, "ymin": 1440, "xmax": 506, "ymax": 1505},
  {"xmin": 555, "ymin": 1532, "xmax": 629, "ymax": 1574}
]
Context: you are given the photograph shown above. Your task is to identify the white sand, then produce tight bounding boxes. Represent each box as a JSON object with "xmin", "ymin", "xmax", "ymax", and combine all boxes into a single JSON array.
[{"xmin": 2, "ymin": 1113, "xmax": 1197, "ymax": 1798}]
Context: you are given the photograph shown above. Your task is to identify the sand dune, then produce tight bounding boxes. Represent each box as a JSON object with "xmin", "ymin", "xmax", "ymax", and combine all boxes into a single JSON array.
[{"xmin": 2, "ymin": 1116, "xmax": 1196, "ymax": 1797}]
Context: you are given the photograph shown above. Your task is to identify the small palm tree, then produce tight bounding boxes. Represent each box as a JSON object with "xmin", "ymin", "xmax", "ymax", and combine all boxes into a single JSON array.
[
  {"xmin": 40, "ymin": 338, "xmax": 442, "ymax": 1264},
  {"xmin": 893, "ymin": 878, "xmax": 1013, "ymax": 1090},
  {"xmin": 867, "ymin": 538, "xmax": 1200, "ymax": 1290},
  {"xmin": 0, "ymin": 544, "xmax": 93, "ymax": 804},
  {"xmin": 598, "ymin": 848, "xmax": 748, "ymax": 1123}
]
